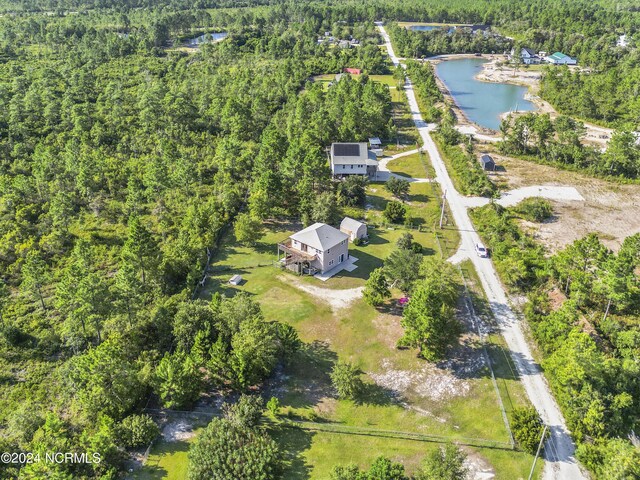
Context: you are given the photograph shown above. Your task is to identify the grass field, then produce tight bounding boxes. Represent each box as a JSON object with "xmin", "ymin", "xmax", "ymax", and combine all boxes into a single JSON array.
[
  {"xmin": 132, "ymin": 68, "xmax": 541, "ymax": 479},
  {"xmin": 386, "ymin": 152, "xmax": 436, "ymax": 179},
  {"xmin": 132, "ymin": 438, "xmax": 192, "ymax": 480}
]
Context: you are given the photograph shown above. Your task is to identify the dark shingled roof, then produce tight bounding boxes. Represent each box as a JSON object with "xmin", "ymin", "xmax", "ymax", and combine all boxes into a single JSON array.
[{"xmin": 333, "ymin": 143, "xmax": 361, "ymax": 157}]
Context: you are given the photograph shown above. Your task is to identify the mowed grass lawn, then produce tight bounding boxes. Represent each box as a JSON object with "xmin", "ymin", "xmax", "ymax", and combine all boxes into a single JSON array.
[
  {"xmin": 199, "ymin": 222, "xmax": 537, "ymax": 478},
  {"xmin": 386, "ymin": 152, "xmax": 436, "ymax": 179},
  {"xmin": 196, "ymin": 224, "xmax": 537, "ymax": 478},
  {"xmin": 131, "ymin": 432, "xmax": 198, "ymax": 480},
  {"xmin": 135, "ymin": 186, "xmax": 540, "ymax": 479}
]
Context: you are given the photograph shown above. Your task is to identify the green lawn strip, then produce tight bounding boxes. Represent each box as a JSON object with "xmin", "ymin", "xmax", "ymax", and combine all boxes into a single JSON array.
[
  {"xmin": 270, "ymin": 425, "xmax": 536, "ymax": 480},
  {"xmin": 366, "ymin": 182, "xmax": 459, "ymax": 254},
  {"xmin": 131, "ymin": 433, "xmax": 198, "ymax": 480},
  {"xmin": 458, "ymin": 259, "xmax": 543, "ymax": 479},
  {"xmin": 458, "ymin": 260, "xmax": 533, "ymax": 411},
  {"xmin": 386, "ymin": 152, "xmax": 435, "ymax": 179}
]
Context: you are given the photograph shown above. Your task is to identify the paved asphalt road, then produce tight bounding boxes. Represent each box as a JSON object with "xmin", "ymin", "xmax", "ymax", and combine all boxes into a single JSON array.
[{"xmin": 376, "ymin": 23, "xmax": 587, "ymax": 480}]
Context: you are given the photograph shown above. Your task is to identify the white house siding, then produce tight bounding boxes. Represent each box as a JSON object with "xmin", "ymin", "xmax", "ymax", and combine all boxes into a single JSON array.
[
  {"xmin": 331, "ymin": 163, "xmax": 368, "ymax": 175},
  {"xmin": 314, "ymin": 239, "xmax": 349, "ymax": 272}
]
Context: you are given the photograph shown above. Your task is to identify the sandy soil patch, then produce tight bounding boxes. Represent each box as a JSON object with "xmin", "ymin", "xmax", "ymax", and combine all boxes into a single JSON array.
[
  {"xmin": 373, "ymin": 313, "xmax": 405, "ymax": 349},
  {"xmin": 162, "ymin": 419, "xmax": 195, "ymax": 442},
  {"xmin": 490, "ymin": 155, "xmax": 640, "ymax": 251},
  {"xmin": 283, "ymin": 276, "xmax": 364, "ymax": 311},
  {"xmin": 369, "ymin": 358, "xmax": 471, "ymax": 402},
  {"xmin": 498, "ymin": 185, "xmax": 584, "ymax": 207},
  {"xmin": 463, "ymin": 448, "xmax": 496, "ymax": 480}
]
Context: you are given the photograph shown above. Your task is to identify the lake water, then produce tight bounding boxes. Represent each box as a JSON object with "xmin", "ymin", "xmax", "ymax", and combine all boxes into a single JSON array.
[
  {"xmin": 185, "ymin": 31, "xmax": 227, "ymax": 46},
  {"xmin": 434, "ymin": 58, "xmax": 536, "ymax": 130},
  {"xmin": 410, "ymin": 25, "xmax": 456, "ymax": 34},
  {"xmin": 410, "ymin": 25, "xmax": 439, "ymax": 31}
]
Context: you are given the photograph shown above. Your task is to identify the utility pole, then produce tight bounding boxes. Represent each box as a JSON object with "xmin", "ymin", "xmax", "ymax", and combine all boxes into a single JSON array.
[
  {"xmin": 528, "ymin": 425, "xmax": 548, "ymax": 480},
  {"xmin": 439, "ymin": 189, "xmax": 447, "ymax": 228}
]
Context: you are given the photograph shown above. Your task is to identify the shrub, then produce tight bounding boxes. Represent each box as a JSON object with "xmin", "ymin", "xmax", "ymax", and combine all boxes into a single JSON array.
[
  {"xmin": 513, "ymin": 197, "xmax": 553, "ymax": 222},
  {"xmin": 415, "ymin": 444, "xmax": 468, "ymax": 480},
  {"xmin": 385, "ymin": 177, "xmax": 410, "ymax": 199},
  {"xmin": 511, "ymin": 407, "xmax": 547, "ymax": 454},
  {"xmin": 411, "ymin": 241, "xmax": 423, "ymax": 254},
  {"xmin": 353, "ymin": 237, "xmax": 363, "ymax": 246},
  {"xmin": 234, "ymin": 212, "xmax": 263, "ymax": 246},
  {"xmin": 384, "ymin": 201, "xmax": 407, "ymax": 224},
  {"xmin": 118, "ymin": 414, "xmax": 160, "ymax": 448},
  {"xmin": 397, "ymin": 232, "xmax": 414, "ymax": 250},
  {"xmin": 330, "ymin": 362, "xmax": 363, "ymax": 400},
  {"xmin": 187, "ymin": 418, "xmax": 282, "ymax": 480},
  {"xmin": 223, "ymin": 395, "xmax": 264, "ymax": 428},
  {"xmin": 266, "ymin": 397, "xmax": 280, "ymax": 417},
  {"xmin": 363, "ymin": 267, "xmax": 391, "ymax": 306}
]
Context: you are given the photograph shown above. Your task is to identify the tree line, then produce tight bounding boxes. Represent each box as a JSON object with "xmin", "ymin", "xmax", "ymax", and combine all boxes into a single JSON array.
[{"xmin": 470, "ymin": 202, "xmax": 640, "ymax": 478}]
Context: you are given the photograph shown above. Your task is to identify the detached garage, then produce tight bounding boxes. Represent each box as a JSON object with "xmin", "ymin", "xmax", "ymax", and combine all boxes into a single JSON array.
[{"xmin": 340, "ymin": 217, "xmax": 367, "ymax": 241}]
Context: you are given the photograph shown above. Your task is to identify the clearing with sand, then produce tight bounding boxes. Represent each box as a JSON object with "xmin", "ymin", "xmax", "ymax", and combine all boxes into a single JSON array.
[{"xmin": 489, "ymin": 154, "xmax": 640, "ymax": 252}]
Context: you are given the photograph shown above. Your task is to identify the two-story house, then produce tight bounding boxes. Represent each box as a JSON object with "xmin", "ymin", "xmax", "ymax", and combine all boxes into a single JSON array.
[
  {"xmin": 277, "ymin": 223, "xmax": 349, "ymax": 274},
  {"xmin": 330, "ymin": 142, "xmax": 378, "ymax": 177}
]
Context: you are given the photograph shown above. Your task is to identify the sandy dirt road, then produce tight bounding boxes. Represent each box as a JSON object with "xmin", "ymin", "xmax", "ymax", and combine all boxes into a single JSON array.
[{"xmin": 377, "ymin": 23, "xmax": 587, "ymax": 480}]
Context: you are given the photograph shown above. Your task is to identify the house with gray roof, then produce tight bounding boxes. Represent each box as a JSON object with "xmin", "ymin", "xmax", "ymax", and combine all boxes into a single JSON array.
[
  {"xmin": 340, "ymin": 217, "xmax": 367, "ymax": 241},
  {"xmin": 277, "ymin": 223, "xmax": 349, "ymax": 274},
  {"xmin": 330, "ymin": 142, "xmax": 378, "ymax": 177}
]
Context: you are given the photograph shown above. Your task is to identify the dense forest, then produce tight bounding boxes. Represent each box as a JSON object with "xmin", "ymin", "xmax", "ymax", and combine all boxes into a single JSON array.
[{"xmin": 0, "ymin": 5, "xmax": 394, "ymax": 478}]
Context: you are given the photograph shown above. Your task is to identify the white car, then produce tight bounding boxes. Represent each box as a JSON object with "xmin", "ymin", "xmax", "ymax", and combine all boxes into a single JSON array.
[{"xmin": 475, "ymin": 243, "xmax": 489, "ymax": 258}]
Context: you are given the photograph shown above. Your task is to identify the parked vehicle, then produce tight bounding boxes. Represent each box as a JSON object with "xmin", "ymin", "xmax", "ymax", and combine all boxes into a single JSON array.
[{"xmin": 475, "ymin": 243, "xmax": 489, "ymax": 257}]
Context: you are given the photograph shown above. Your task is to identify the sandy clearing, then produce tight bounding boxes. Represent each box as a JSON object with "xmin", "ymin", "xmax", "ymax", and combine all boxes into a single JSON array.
[
  {"xmin": 461, "ymin": 185, "xmax": 584, "ymax": 208},
  {"xmin": 162, "ymin": 419, "xmax": 195, "ymax": 442},
  {"xmin": 490, "ymin": 155, "xmax": 640, "ymax": 251},
  {"xmin": 497, "ymin": 185, "xmax": 584, "ymax": 207},
  {"xmin": 463, "ymin": 449, "xmax": 496, "ymax": 480},
  {"xmin": 369, "ymin": 358, "xmax": 471, "ymax": 402},
  {"xmin": 283, "ymin": 276, "xmax": 364, "ymax": 311}
]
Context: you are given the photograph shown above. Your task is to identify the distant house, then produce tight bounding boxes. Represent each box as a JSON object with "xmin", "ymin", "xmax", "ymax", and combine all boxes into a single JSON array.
[
  {"xmin": 520, "ymin": 48, "xmax": 541, "ymax": 65},
  {"xmin": 480, "ymin": 154, "xmax": 496, "ymax": 171},
  {"xmin": 545, "ymin": 52, "xmax": 577, "ymax": 65},
  {"xmin": 277, "ymin": 223, "xmax": 349, "ymax": 274},
  {"xmin": 330, "ymin": 142, "xmax": 378, "ymax": 177},
  {"xmin": 369, "ymin": 137, "xmax": 383, "ymax": 157},
  {"xmin": 340, "ymin": 217, "xmax": 367, "ymax": 241},
  {"xmin": 344, "ymin": 67, "xmax": 361, "ymax": 75}
]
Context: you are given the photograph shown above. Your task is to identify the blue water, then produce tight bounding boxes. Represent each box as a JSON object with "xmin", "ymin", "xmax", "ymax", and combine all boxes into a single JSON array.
[
  {"xmin": 410, "ymin": 25, "xmax": 439, "ymax": 31},
  {"xmin": 185, "ymin": 31, "xmax": 227, "ymax": 46},
  {"xmin": 410, "ymin": 25, "xmax": 456, "ymax": 34},
  {"xmin": 434, "ymin": 58, "xmax": 536, "ymax": 130}
]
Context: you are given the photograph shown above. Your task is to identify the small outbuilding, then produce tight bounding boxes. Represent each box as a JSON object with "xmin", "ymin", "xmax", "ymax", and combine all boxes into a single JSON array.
[
  {"xmin": 369, "ymin": 137, "xmax": 383, "ymax": 157},
  {"xmin": 480, "ymin": 154, "xmax": 496, "ymax": 171},
  {"xmin": 229, "ymin": 274, "xmax": 243, "ymax": 285},
  {"xmin": 340, "ymin": 217, "xmax": 367, "ymax": 241}
]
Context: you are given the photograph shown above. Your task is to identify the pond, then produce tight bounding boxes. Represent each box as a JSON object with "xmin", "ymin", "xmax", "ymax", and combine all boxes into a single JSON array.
[
  {"xmin": 434, "ymin": 58, "xmax": 536, "ymax": 130},
  {"xmin": 409, "ymin": 25, "xmax": 456, "ymax": 34},
  {"xmin": 184, "ymin": 31, "xmax": 227, "ymax": 47},
  {"xmin": 410, "ymin": 25, "xmax": 439, "ymax": 31}
]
